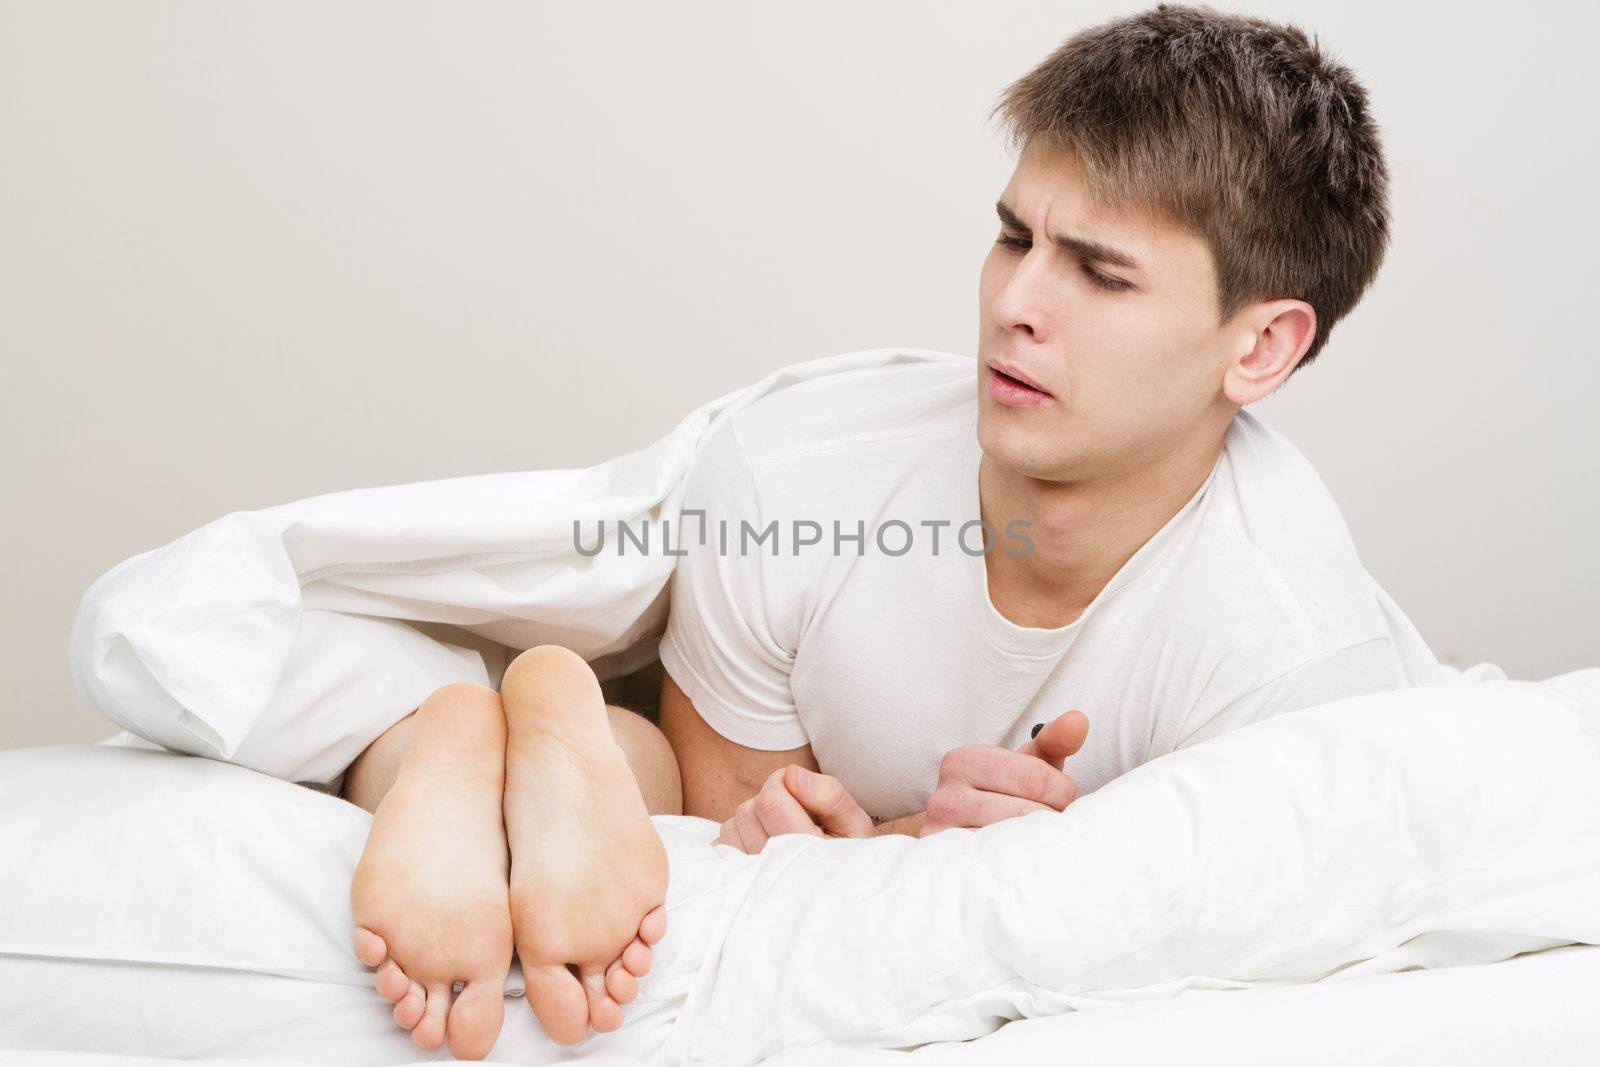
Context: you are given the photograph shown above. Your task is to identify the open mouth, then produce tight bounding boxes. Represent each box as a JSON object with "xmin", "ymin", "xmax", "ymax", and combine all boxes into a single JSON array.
[{"xmin": 987, "ymin": 364, "xmax": 1052, "ymax": 405}]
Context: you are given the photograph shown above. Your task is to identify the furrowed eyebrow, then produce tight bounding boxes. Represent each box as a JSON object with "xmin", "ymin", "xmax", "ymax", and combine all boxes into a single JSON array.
[{"xmin": 995, "ymin": 199, "xmax": 1142, "ymax": 272}]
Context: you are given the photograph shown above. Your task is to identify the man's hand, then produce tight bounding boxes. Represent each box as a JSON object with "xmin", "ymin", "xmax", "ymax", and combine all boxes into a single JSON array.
[
  {"xmin": 920, "ymin": 710, "xmax": 1089, "ymax": 837},
  {"xmin": 713, "ymin": 764, "xmax": 876, "ymax": 854}
]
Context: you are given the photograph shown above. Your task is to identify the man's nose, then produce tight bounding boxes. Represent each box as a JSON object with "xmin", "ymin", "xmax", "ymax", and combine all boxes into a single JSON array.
[{"xmin": 990, "ymin": 255, "xmax": 1049, "ymax": 341}]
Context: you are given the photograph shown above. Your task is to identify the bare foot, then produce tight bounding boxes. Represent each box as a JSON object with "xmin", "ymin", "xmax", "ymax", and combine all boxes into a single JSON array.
[
  {"xmin": 350, "ymin": 683, "xmax": 514, "ymax": 1060},
  {"xmin": 500, "ymin": 645, "xmax": 670, "ymax": 1046}
]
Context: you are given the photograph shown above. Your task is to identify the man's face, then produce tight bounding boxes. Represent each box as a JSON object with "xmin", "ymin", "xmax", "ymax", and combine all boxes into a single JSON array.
[{"xmin": 977, "ymin": 141, "xmax": 1240, "ymax": 483}]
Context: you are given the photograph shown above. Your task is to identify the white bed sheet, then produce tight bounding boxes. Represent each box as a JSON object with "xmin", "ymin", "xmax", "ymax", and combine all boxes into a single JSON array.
[{"xmin": 6, "ymin": 942, "xmax": 1598, "ymax": 1066}]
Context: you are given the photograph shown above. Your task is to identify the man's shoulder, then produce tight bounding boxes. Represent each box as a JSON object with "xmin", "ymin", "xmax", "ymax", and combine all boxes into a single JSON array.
[
  {"xmin": 1167, "ymin": 409, "xmax": 1392, "ymax": 653},
  {"xmin": 1217, "ymin": 409, "xmax": 1358, "ymax": 554}
]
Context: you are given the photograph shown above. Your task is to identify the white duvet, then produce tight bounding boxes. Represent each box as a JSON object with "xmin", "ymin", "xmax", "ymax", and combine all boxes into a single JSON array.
[{"xmin": 68, "ymin": 347, "xmax": 974, "ymax": 785}]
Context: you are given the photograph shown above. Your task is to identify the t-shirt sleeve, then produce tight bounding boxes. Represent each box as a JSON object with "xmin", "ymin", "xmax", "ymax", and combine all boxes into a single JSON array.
[
  {"xmin": 1175, "ymin": 636, "xmax": 1406, "ymax": 750},
  {"xmin": 657, "ymin": 420, "xmax": 810, "ymax": 751}
]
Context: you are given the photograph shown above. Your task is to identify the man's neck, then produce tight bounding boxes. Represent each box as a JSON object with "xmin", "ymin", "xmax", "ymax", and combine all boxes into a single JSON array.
[{"xmin": 979, "ymin": 423, "xmax": 1231, "ymax": 629}]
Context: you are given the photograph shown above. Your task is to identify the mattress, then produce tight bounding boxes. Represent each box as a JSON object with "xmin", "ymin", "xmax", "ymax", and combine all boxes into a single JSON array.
[{"xmin": 5, "ymin": 942, "xmax": 1598, "ymax": 1065}]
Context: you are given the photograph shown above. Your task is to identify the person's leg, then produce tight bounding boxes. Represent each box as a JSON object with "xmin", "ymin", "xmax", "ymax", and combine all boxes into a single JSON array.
[
  {"xmin": 341, "ymin": 709, "xmax": 418, "ymax": 814},
  {"xmin": 347, "ymin": 682, "xmax": 515, "ymax": 1059},
  {"xmin": 497, "ymin": 644, "xmax": 672, "ymax": 1046},
  {"xmin": 603, "ymin": 703, "xmax": 684, "ymax": 817},
  {"xmin": 343, "ymin": 702, "xmax": 683, "ymax": 818},
  {"xmin": 341, "ymin": 653, "xmax": 681, "ymax": 1052}
]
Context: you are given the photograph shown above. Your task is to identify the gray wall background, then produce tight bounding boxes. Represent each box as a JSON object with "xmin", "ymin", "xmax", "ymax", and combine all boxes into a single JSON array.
[{"xmin": 3, "ymin": 1, "xmax": 1596, "ymax": 750}]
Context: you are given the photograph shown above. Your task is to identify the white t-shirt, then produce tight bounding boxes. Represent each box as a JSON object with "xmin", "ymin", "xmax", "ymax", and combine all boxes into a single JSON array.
[{"xmin": 658, "ymin": 355, "xmax": 1442, "ymax": 821}]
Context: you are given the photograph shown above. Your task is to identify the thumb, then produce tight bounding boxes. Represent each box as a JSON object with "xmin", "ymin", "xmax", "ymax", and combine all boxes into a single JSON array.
[
  {"xmin": 786, "ymin": 765, "xmax": 875, "ymax": 838},
  {"xmin": 1016, "ymin": 709, "xmax": 1089, "ymax": 769}
]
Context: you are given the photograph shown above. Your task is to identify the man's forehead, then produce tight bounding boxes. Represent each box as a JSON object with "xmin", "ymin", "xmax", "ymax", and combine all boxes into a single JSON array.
[
  {"xmin": 1002, "ymin": 153, "xmax": 1152, "ymax": 250},
  {"xmin": 1000, "ymin": 144, "xmax": 1209, "ymax": 276}
]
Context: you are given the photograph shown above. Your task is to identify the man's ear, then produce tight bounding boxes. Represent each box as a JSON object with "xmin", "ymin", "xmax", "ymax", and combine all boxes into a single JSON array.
[{"xmin": 1222, "ymin": 299, "xmax": 1317, "ymax": 406}]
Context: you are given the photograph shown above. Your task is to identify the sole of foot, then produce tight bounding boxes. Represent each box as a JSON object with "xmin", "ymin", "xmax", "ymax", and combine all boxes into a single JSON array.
[
  {"xmin": 500, "ymin": 645, "xmax": 671, "ymax": 1046},
  {"xmin": 350, "ymin": 683, "xmax": 515, "ymax": 1060}
]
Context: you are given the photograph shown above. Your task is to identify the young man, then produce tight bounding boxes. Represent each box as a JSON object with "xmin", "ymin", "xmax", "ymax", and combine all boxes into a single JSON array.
[
  {"xmin": 658, "ymin": 2, "xmax": 1438, "ymax": 843},
  {"xmin": 341, "ymin": 3, "xmax": 1443, "ymax": 1057}
]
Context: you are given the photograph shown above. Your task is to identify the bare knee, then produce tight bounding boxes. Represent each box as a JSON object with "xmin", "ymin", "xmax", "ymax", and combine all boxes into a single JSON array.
[
  {"xmin": 343, "ymin": 683, "xmax": 501, "ymax": 812},
  {"xmin": 342, "ymin": 709, "xmax": 419, "ymax": 813},
  {"xmin": 606, "ymin": 705, "xmax": 684, "ymax": 817}
]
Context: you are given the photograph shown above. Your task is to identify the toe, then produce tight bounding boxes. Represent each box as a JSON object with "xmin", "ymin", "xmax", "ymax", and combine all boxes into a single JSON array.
[
  {"xmin": 605, "ymin": 959, "xmax": 639, "ymax": 1005},
  {"xmin": 621, "ymin": 937, "xmax": 652, "ymax": 978},
  {"xmin": 579, "ymin": 963, "xmax": 624, "ymax": 1033},
  {"xmin": 393, "ymin": 979, "xmax": 426, "ymax": 1030},
  {"xmin": 524, "ymin": 962, "xmax": 590, "ymax": 1047},
  {"xmin": 376, "ymin": 958, "xmax": 410, "ymax": 1002},
  {"xmin": 353, "ymin": 926, "xmax": 388, "ymax": 968},
  {"xmin": 411, "ymin": 982, "xmax": 451, "ymax": 1051},
  {"xmin": 638, "ymin": 905, "xmax": 667, "ymax": 946},
  {"xmin": 447, "ymin": 977, "xmax": 507, "ymax": 1060}
]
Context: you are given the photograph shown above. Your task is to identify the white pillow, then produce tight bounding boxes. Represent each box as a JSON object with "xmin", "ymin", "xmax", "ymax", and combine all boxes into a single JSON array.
[
  {"xmin": 0, "ymin": 744, "xmax": 720, "ymax": 1064},
  {"xmin": 2, "ymin": 745, "xmax": 371, "ymax": 977}
]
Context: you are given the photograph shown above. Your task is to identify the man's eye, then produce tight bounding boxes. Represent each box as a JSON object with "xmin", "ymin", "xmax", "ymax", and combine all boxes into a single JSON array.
[
  {"xmin": 1083, "ymin": 265, "xmax": 1132, "ymax": 292},
  {"xmin": 996, "ymin": 233, "xmax": 1131, "ymax": 293}
]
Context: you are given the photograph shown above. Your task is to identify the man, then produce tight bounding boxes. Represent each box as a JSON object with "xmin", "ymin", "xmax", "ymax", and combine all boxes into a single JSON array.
[
  {"xmin": 658, "ymin": 2, "xmax": 1438, "ymax": 845},
  {"xmin": 341, "ymin": 4, "xmax": 1444, "ymax": 1057}
]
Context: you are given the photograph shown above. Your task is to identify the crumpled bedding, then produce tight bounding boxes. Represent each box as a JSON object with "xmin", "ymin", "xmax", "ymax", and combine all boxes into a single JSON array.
[
  {"xmin": 68, "ymin": 346, "xmax": 974, "ymax": 784},
  {"xmin": 665, "ymin": 677, "xmax": 1600, "ymax": 1063}
]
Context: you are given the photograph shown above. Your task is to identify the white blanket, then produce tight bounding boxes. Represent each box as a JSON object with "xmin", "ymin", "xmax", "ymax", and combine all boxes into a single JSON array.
[
  {"xmin": 671, "ymin": 678, "xmax": 1600, "ymax": 1063},
  {"xmin": 67, "ymin": 346, "xmax": 971, "ymax": 783}
]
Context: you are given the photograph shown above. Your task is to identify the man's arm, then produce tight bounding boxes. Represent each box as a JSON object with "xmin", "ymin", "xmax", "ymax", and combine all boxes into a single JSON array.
[
  {"xmin": 665, "ymin": 659, "xmax": 1087, "ymax": 850},
  {"xmin": 660, "ymin": 667, "xmax": 922, "ymax": 839},
  {"xmin": 657, "ymin": 668, "xmax": 820, "ymax": 823},
  {"xmin": 873, "ymin": 812, "xmax": 925, "ymax": 837}
]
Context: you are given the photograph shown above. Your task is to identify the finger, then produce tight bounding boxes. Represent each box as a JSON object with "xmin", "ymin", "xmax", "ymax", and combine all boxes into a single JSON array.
[
  {"xmin": 786, "ymin": 765, "xmax": 876, "ymax": 837},
  {"xmin": 733, "ymin": 802, "xmax": 769, "ymax": 854},
  {"xmin": 753, "ymin": 772, "xmax": 827, "ymax": 839},
  {"xmin": 720, "ymin": 810, "xmax": 755, "ymax": 853},
  {"xmin": 1017, "ymin": 710, "xmax": 1090, "ymax": 767},
  {"xmin": 955, "ymin": 746, "xmax": 1078, "ymax": 810},
  {"xmin": 932, "ymin": 786, "xmax": 1056, "ymax": 829}
]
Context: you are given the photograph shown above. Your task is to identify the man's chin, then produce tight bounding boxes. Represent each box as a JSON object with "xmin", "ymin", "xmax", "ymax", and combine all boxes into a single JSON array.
[{"xmin": 977, "ymin": 415, "xmax": 1071, "ymax": 478}]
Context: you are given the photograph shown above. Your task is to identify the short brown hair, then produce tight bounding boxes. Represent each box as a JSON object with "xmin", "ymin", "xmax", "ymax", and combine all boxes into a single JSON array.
[{"xmin": 991, "ymin": 3, "xmax": 1389, "ymax": 373}]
